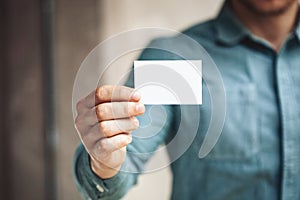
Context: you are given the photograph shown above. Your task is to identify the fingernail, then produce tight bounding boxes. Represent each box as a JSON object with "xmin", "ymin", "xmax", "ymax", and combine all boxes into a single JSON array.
[
  {"xmin": 127, "ymin": 135, "xmax": 132, "ymax": 143},
  {"xmin": 131, "ymin": 91, "xmax": 141, "ymax": 100},
  {"xmin": 133, "ymin": 117, "xmax": 139, "ymax": 126},
  {"xmin": 136, "ymin": 103, "xmax": 145, "ymax": 113}
]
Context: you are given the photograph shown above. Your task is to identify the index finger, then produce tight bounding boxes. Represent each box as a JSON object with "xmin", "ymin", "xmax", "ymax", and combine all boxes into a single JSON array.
[{"xmin": 84, "ymin": 85, "xmax": 141, "ymax": 109}]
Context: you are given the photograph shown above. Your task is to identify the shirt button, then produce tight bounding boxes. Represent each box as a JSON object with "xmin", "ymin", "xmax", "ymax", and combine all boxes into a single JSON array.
[{"xmin": 96, "ymin": 184, "xmax": 104, "ymax": 193}]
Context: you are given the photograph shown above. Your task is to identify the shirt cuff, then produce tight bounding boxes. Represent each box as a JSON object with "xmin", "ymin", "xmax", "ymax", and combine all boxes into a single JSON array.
[{"xmin": 73, "ymin": 144, "xmax": 135, "ymax": 200}]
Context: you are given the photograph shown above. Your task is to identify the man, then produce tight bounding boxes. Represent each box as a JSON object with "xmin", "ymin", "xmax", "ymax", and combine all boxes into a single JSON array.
[{"xmin": 74, "ymin": 0, "xmax": 300, "ymax": 199}]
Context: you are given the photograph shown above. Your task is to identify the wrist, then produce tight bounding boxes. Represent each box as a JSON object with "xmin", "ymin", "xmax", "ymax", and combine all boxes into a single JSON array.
[{"xmin": 90, "ymin": 156, "xmax": 121, "ymax": 179}]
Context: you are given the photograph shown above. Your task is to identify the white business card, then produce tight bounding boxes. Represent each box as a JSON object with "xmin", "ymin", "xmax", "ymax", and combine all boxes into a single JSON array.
[{"xmin": 134, "ymin": 60, "xmax": 202, "ymax": 105}]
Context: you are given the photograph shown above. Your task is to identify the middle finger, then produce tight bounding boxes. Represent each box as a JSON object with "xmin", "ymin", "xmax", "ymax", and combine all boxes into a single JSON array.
[{"xmin": 96, "ymin": 102, "xmax": 145, "ymax": 121}]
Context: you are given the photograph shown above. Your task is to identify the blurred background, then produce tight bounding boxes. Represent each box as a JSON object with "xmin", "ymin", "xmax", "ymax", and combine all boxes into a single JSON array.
[{"xmin": 0, "ymin": 0, "xmax": 223, "ymax": 199}]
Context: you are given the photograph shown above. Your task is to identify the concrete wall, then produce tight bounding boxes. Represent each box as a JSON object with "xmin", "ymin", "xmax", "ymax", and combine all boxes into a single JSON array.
[
  {"xmin": 54, "ymin": 1, "xmax": 100, "ymax": 199},
  {"xmin": 1, "ymin": 0, "xmax": 49, "ymax": 199}
]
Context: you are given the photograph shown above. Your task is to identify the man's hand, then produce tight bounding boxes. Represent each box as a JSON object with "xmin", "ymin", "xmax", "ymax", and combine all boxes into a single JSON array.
[{"xmin": 75, "ymin": 85, "xmax": 145, "ymax": 179}]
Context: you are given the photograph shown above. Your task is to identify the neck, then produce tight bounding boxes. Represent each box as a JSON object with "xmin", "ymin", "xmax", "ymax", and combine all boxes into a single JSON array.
[{"xmin": 230, "ymin": 0, "xmax": 299, "ymax": 52}]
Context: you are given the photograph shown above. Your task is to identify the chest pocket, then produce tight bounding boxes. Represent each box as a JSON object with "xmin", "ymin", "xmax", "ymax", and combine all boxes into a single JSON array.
[{"xmin": 205, "ymin": 84, "xmax": 259, "ymax": 162}]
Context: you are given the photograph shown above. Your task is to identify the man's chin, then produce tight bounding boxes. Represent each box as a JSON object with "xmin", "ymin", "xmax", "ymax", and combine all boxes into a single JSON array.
[{"xmin": 239, "ymin": 0, "xmax": 297, "ymax": 16}]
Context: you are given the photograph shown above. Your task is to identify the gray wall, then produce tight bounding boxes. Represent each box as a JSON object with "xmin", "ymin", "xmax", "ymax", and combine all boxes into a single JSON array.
[{"xmin": 0, "ymin": 0, "xmax": 223, "ymax": 199}]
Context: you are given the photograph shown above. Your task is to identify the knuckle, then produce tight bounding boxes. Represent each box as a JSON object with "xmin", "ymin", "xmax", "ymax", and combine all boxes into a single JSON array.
[
  {"xmin": 96, "ymin": 104, "xmax": 108, "ymax": 120},
  {"xmin": 99, "ymin": 121, "xmax": 109, "ymax": 136},
  {"xmin": 96, "ymin": 86, "xmax": 108, "ymax": 101},
  {"xmin": 76, "ymin": 100, "xmax": 84, "ymax": 113},
  {"xmin": 98, "ymin": 139, "xmax": 109, "ymax": 152}
]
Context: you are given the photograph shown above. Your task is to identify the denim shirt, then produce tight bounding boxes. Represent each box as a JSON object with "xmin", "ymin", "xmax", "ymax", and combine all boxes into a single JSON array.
[{"xmin": 73, "ymin": 3, "xmax": 300, "ymax": 200}]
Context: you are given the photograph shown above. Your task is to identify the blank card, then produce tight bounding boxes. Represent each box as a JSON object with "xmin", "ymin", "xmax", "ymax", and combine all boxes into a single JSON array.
[{"xmin": 134, "ymin": 60, "xmax": 202, "ymax": 105}]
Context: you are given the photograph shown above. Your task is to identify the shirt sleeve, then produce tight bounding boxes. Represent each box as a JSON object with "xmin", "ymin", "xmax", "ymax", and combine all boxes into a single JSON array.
[
  {"xmin": 73, "ymin": 144, "xmax": 138, "ymax": 200},
  {"xmin": 72, "ymin": 38, "xmax": 180, "ymax": 200}
]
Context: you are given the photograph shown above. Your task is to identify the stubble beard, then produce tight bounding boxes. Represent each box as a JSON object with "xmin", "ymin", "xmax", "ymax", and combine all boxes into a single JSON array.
[{"xmin": 238, "ymin": 0, "xmax": 298, "ymax": 17}]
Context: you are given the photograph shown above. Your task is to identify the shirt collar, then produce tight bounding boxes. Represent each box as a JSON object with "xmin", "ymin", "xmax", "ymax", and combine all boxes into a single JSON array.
[
  {"xmin": 215, "ymin": 2, "xmax": 249, "ymax": 45},
  {"xmin": 215, "ymin": 2, "xmax": 300, "ymax": 45},
  {"xmin": 295, "ymin": 9, "xmax": 300, "ymax": 41}
]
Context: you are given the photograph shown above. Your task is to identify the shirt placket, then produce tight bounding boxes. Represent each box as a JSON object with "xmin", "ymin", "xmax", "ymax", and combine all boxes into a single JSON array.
[{"xmin": 276, "ymin": 48, "xmax": 300, "ymax": 200}]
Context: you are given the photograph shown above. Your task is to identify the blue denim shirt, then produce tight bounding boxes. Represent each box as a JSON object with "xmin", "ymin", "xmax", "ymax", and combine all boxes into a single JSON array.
[{"xmin": 73, "ymin": 3, "xmax": 300, "ymax": 200}]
